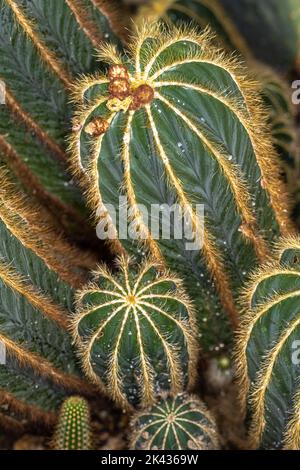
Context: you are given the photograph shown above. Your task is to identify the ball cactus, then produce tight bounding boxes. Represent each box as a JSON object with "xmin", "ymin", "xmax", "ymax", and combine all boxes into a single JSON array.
[
  {"xmin": 130, "ymin": 392, "xmax": 219, "ymax": 450},
  {"xmin": 72, "ymin": 256, "xmax": 198, "ymax": 409},
  {"xmin": 54, "ymin": 396, "xmax": 92, "ymax": 450},
  {"xmin": 71, "ymin": 22, "xmax": 293, "ymax": 353},
  {"xmin": 236, "ymin": 236, "xmax": 300, "ymax": 449}
]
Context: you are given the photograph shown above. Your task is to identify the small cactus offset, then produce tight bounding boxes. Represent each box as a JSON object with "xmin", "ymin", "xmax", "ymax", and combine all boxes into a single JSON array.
[
  {"xmin": 72, "ymin": 256, "xmax": 198, "ymax": 409},
  {"xmin": 54, "ymin": 397, "xmax": 92, "ymax": 450},
  {"xmin": 71, "ymin": 22, "xmax": 293, "ymax": 353},
  {"xmin": 130, "ymin": 392, "xmax": 219, "ymax": 450},
  {"xmin": 236, "ymin": 237, "xmax": 300, "ymax": 449}
]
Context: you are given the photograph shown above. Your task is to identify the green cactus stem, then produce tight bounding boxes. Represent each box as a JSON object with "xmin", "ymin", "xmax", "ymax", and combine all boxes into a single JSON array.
[
  {"xmin": 0, "ymin": 168, "xmax": 94, "ymax": 425},
  {"xmin": 0, "ymin": 0, "xmax": 126, "ymax": 240},
  {"xmin": 136, "ymin": 1, "xmax": 298, "ymax": 170},
  {"xmin": 54, "ymin": 396, "xmax": 92, "ymax": 450},
  {"xmin": 71, "ymin": 22, "xmax": 294, "ymax": 353},
  {"xmin": 130, "ymin": 392, "xmax": 219, "ymax": 450},
  {"xmin": 236, "ymin": 236, "xmax": 300, "ymax": 449},
  {"xmin": 72, "ymin": 256, "xmax": 198, "ymax": 409}
]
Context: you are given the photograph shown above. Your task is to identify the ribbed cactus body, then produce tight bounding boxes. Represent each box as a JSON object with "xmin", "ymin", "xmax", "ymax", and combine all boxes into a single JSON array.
[
  {"xmin": 0, "ymin": 0, "xmax": 125, "ymax": 239},
  {"xmin": 130, "ymin": 393, "xmax": 219, "ymax": 450},
  {"xmin": 137, "ymin": 2, "xmax": 297, "ymax": 170},
  {"xmin": 0, "ymin": 169, "xmax": 93, "ymax": 425},
  {"xmin": 72, "ymin": 256, "xmax": 198, "ymax": 409},
  {"xmin": 71, "ymin": 23, "xmax": 293, "ymax": 352},
  {"xmin": 236, "ymin": 237, "xmax": 300, "ymax": 449},
  {"xmin": 54, "ymin": 397, "xmax": 91, "ymax": 450}
]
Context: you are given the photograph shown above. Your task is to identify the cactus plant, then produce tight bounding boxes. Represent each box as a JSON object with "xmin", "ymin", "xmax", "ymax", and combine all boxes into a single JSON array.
[
  {"xmin": 130, "ymin": 392, "xmax": 219, "ymax": 450},
  {"xmin": 0, "ymin": 168, "xmax": 94, "ymax": 426},
  {"xmin": 72, "ymin": 256, "xmax": 198, "ymax": 409},
  {"xmin": 136, "ymin": 1, "xmax": 298, "ymax": 170},
  {"xmin": 53, "ymin": 396, "xmax": 92, "ymax": 450},
  {"xmin": 236, "ymin": 236, "xmax": 300, "ymax": 449},
  {"xmin": 71, "ymin": 22, "xmax": 293, "ymax": 353},
  {"xmin": 0, "ymin": 0, "xmax": 126, "ymax": 240}
]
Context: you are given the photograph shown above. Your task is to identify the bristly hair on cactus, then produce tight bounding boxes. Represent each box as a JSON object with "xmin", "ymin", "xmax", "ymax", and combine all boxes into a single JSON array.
[
  {"xmin": 0, "ymin": 0, "xmax": 127, "ymax": 243},
  {"xmin": 258, "ymin": 65, "xmax": 297, "ymax": 169},
  {"xmin": 136, "ymin": 1, "xmax": 298, "ymax": 171},
  {"xmin": 71, "ymin": 256, "xmax": 198, "ymax": 410},
  {"xmin": 53, "ymin": 396, "xmax": 92, "ymax": 450},
  {"xmin": 0, "ymin": 167, "xmax": 95, "ymax": 427},
  {"xmin": 235, "ymin": 236, "xmax": 300, "ymax": 450},
  {"xmin": 70, "ymin": 21, "xmax": 294, "ymax": 354},
  {"xmin": 130, "ymin": 392, "xmax": 219, "ymax": 450}
]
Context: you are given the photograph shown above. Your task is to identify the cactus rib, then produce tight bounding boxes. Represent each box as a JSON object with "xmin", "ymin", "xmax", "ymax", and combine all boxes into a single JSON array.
[
  {"xmin": 0, "ymin": 171, "xmax": 95, "ymax": 423},
  {"xmin": 236, "ymin": 236, "xmax": 300, "ymax": 449},
  {"xmin": 6, "ymin": 0, "xmax": 72, "ymax": 87},
  {"xmin": 5, "ymin": 88, "xmax": 66, "ymax": 164},
  {"xmin": 0, "ymin": 169, "xmax": 92, "ymax": 286}
]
